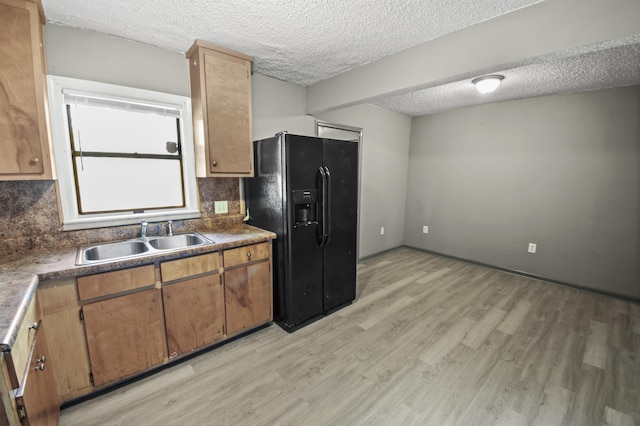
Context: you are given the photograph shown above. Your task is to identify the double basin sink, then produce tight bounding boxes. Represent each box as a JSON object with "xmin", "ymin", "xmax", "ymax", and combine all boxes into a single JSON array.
[{"xmin": 76, "ymin": 232, "xmax": 213, "ymax": 265}]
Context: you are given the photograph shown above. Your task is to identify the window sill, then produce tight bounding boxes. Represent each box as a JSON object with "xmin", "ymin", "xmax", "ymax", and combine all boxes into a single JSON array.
[{"xmin": 61, "ymin": 210, "xmax": 202, "ymax": 231}]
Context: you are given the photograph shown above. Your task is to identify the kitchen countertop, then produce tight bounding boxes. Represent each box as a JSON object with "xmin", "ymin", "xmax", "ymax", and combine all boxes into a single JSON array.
[{"xmin": 0, "ymin": 224, "xmax": 276, "ymax": 353}]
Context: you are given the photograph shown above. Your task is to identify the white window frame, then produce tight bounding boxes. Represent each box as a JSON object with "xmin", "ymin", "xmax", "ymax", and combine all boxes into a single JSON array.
[{"xmin": 47, "ymin": 75, "xmax": 200, "ymax": 230}]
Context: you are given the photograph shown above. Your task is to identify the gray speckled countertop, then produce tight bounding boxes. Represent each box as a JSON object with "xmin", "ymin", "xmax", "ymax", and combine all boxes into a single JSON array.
[{"xmin": 0, "ymin": 224, "xmax": 276, "ymax": 352}]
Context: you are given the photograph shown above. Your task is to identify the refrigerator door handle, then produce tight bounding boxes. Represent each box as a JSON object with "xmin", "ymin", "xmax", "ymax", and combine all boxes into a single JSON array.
[
  {"xmin": 317, "ymin": 166, "xmax": 328, "ymax": 247},
  {"xmin": 323, "ymin": 166, "xmax": 332, "ymax": 246}
]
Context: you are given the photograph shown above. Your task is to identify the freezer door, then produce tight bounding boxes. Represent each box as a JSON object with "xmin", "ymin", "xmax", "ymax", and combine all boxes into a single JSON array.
[
  {"xmin": 245, "ymin": 136, "xmax": 287, "ymax": 322},
  {"xmin": 322, "ymin": 139, "xmax": 358, "ymax": 312}
]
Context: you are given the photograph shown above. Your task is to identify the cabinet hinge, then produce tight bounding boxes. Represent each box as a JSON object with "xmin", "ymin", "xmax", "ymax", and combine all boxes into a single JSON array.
[
  {"xmin": 79, "ymin": 308, "xmax": 84, "ymax": 321},
  {"xmin": 17, "ymin": 405, "xmax": 27, "ymax": 420},
  {"xmin": 219, "ymin": 275, "xmax": 222, "ymax": 285},
  {"xmin": 89, "ymin": 372, "xmax": 94, "ymax": 386}
]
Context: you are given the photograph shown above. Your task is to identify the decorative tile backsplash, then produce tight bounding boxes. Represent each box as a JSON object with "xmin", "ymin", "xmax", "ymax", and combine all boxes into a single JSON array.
[{"xmin": 0, "ymin": 178, "xmax": 243, "ymax": 257}]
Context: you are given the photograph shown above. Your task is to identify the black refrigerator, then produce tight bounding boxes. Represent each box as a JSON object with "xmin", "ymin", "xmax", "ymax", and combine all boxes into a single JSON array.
[{"xmin": 244, "ymin": 133, "xmax": 358, "ymax": 332}]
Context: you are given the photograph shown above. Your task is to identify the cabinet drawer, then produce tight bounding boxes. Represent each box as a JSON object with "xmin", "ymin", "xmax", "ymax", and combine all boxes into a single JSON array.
[
  {"xmin": 6, "ymin": 296, "xmax": 38, "ymax": 389},
  {"xmin": 160, "ymin": 252, "xmax": 220, "ymax": 282},
  {"xmin": 223, "ymin": 242, "xmax": 270, "ymax": 268},
  {"xmin": 77, "ymin": 265, "xmax": 156, "ymax": 301}
]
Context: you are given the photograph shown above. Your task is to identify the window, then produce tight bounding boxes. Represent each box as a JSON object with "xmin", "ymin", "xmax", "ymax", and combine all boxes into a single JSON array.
[{"xmin": 48, "ymin": 76, "xmax": 200, "ymax": 230}]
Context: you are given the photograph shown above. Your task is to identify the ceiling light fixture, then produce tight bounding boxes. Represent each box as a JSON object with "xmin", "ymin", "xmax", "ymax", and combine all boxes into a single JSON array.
[{"xmin": 472, "ymin": 75, "xmax": 505, "ymax": 94}]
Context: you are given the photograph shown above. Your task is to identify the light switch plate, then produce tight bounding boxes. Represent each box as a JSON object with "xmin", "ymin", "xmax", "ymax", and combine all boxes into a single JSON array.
[{"xmin": 214, "ymin": 201, "xmax": 229, "ymax": 214}]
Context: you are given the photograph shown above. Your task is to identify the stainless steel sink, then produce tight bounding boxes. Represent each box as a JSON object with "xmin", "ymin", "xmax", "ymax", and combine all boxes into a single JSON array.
[
  {"xmin": 147, "ymin": 233, "xmax": 209, "ymax": 250},
  {"xmin": 76, "ymin": 232, "xmax": 213, "ymax": 265},
  {"xmin": 82, "ymin": 240, "xmax": 149, "ymax": 262}
]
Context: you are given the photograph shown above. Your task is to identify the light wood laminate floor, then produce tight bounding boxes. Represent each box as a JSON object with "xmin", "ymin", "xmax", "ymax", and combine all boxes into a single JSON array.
[{"xmin": 60, "ymin": 247, "xmax": 640, "ymax": 426}]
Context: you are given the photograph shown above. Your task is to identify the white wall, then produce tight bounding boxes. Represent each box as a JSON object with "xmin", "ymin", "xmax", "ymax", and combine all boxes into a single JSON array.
[
  {"xmin": 251, "ymin": 74, "xmax": 316, "ymax": 140},
  {"xmin": 405, "ymin": 86, "xmax": 640, "ymax": 299},
  {"xmin": 318, "ymin": 104, "xmax": 411, "ymax": 258},
  {"xmin": 45, "ymin": 24, "xmax": 190, "ymax": 96},
  {"xmin": 252, "ymin": 74, "xmax": 306, "ymax": 118}
]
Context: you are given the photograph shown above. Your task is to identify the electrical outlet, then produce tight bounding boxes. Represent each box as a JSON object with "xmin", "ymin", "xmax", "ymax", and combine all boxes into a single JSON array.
[
  {"xmin": 528, "ymin": 243, "xmax": 537, "ymax": 253},
  {"xmin": 214, "ymin": 201, "xmax": 229, "ymax": 214},
  {"xmin": 380, "ymin": 227, "xmax": 385, "ymax": 235},
  {"xmin": 423, "ymin": 226, "xmax": 429, "ymax": 234}
]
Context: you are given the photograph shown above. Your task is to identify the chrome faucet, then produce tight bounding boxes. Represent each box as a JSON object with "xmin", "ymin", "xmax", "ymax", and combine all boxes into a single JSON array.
[
  {"xmin": 167, "ymin": 220, "xmax": 174, "ymax": 236},
  {"xmin": 140, "ymin": 220, "xmax": 149, "ymax": 239}
]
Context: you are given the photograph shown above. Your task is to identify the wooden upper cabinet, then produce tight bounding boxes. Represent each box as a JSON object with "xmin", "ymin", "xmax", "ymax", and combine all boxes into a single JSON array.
[
  {"xmin": 186, "ymin": 40, "xmax": 254, "ymax": 177},
  {"xmin": 0, "ymin": 0, "xmax": 55, "ymax": 180}
]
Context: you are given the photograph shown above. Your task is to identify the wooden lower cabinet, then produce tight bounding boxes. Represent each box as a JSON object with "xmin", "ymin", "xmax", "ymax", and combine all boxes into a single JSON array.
[
  {"xmin": 82, "ymin": 289, "xmax": 165, "ymax": 387},
  {"xmin": 37, "ymin": 279, "xmax": 92, "ymax": 403},
  {"xmin": 4, "ymin": 240, "xmax": 273, "ymax": 411},
  {"xmin": 163, "ymin": 274, "xmax": 225, "ymax": 358},
  {"xmin": 0, "ymin": 298, "xmax": 59, "ymax": 426},
  {"xmin": 15, "ymin": 322, "xmax": 58, "ymax": 426},
  {"xmin": 225, "ymin": 261, "xmax": 272, "ymax": 336}
]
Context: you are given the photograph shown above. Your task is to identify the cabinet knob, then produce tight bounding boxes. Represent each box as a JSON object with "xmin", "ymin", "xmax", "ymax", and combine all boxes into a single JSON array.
[
  {"xmin": 211, "ymin": 160, "xmax": 218, "ymax": 167},
  {"xmin": 28, "ymin": 322, "xmax": 39, "ymax": 330},
  {"xmin": 36, "ymin": 356, "xmax": 46, "ymax": 363},
  {"xmin": 247, "ymin": 252, "xmax": 252, "ymax": 258},
  {"xmin": 34, "ymin": 364, "xmax": 45, "ymax": 371},
  {"xmin": 29, "ymin": 157, "xmax": 40, "ymax": 166}
]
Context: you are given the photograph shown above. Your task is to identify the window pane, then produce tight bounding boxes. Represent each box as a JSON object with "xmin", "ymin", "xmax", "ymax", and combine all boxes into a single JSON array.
[
  {"xmin": 68, "ymin": 104, "xmax": 180, "ymax": 155},
  {"xmin": 75, "ymin": 157, "xmax": 184, "ymax": 213}
]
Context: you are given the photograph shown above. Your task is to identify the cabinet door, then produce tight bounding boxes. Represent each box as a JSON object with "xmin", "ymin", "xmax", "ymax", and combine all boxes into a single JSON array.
[
  {"xmin": 203, "ymin": 49, "xmax": 252, "ymax": 175},
  {"xmin": 5, "ymin": 295, "xmax": 38, "ymax": 390},
  {"xmin": 163, "ymin": 274, "xmax": 224, "ymax": 358},
  {"xmin": 0, "ymin": 0, "xmax": 52, "ymax": 179},
  {"xmin": 15, "ymin": 322, "xmax": 59, "ymax": 426},
  {"xmin": 38, "ymin": 279, "xmax": 93, "ymax": 403},
  {"xmin": 82, "ymin": 289, "xmax": 165, "ymax": 387},
  {"xmin": 225, "ymin": 262, "xmax": 271, "ymax": 336}
]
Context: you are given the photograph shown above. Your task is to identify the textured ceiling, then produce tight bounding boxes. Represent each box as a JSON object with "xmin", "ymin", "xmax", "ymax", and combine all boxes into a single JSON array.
[
  {"xmin": 372, "ymin": 36, "xmax": 640, "ymax": 116},
  {"xmin": 40, "ymin": 0, "xmax": 640, "ymax": 117},
  {"xmin": 41, "ymin": 0, "xmax": 541, "ymax": 86}
]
